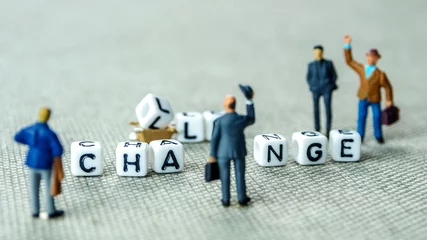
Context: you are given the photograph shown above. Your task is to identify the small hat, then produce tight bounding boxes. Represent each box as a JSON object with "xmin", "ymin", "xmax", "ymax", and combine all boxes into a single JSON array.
[
  {"xmin": 366, "ymin": 48, "xmax": 381, "ymax": 58},
  {"xmin": 238, "ymin": 84, "xmax": 253, "ymax": 100}
]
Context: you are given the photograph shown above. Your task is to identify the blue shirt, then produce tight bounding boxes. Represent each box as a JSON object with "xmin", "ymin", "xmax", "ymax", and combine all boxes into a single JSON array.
[
  {"xmin": 14, "ymin": 122, "xmax": 63, "ymax": 170},
  {"xmin": 344, "ymin": 44, "xmax": 376, "ymax": 78}
]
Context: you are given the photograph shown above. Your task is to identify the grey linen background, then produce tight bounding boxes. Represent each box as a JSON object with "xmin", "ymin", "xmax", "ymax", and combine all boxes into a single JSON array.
[{"xmin": 1, "ymin": 0, "xmax": 427, "ymax": 239}]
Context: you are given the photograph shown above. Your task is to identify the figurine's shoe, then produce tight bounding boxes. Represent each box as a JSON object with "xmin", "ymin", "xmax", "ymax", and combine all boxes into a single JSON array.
[
  {"xmin": 221, "ymin": 199, "xmax": 230, "ymax": 207},
  {"xmin": 376, "ymin": 137, "xmax": 385, "ymax": 144},
  {"xmin": 238, "ymin": 84, "xmax": 253, "ymax": 100},
  {"xmin": 32, "ymin": 213, "xmax": 39, "ymax": 218},
  {"xmin": 238, "ymin": 197, "xmax": 251, "ymax": 207},
  {"xmin": 48, "ymin": 210, "xmax": 65, "ymax": 219}
]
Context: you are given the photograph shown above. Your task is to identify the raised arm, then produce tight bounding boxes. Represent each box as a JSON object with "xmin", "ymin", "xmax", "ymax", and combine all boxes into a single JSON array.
[
  {"xmin": 243, "ymin": 101, "xmax": 255, "ymax": 127},
  {"xmin": 343, "ymin": 35, "xmax": 364, "ymax": 76}
]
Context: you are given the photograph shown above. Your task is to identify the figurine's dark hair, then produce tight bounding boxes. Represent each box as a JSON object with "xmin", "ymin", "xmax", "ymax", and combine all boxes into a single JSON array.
[{"xmin": 313, "ymin": 45, "xmax": 324, "ymax": 51}]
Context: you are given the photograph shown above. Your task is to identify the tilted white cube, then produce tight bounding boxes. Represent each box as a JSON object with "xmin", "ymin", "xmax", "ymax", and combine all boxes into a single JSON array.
[
  {"xmin": 203, "ymin": 111, "xmax": 225, "ymax": 141},
  {"xmin": 71, "ymin": 141, "xmax": 104, "ymax": 176},
  {"xmin": 175, "ymin": 112, "xmax": 204, "ymax": 143},
  {"xmin": 254, "ymin": 134, "xmax": 288, "ymax": 167},
  {"xmin": 135, "ymin": 94, "xmax": 174, "ymax": 129},
  {"xmin": 116, "ymin": 141, "xmax": 149, "ymax": 177},
  {"xmin": 149, "ymin": 139, "xmax": 184, "ymax": 173},
  {"xmin": 329, "ymin": 129, "xmax": 361, "ymax": 162},
  {"xmin": 292, "ymin": 131, "xmax": 328, "ymax": 165}
]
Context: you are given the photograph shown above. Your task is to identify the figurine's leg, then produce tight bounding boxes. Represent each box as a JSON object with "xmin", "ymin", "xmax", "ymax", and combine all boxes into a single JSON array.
[
  {"xmin": 234, "ymin": 158, "xmax": 247, "ymax": 203},
  {"xmin": 41, "ymin": 170, "xmax": 56, "ymax": 215},
  {"xmin": 312, "ymin": 92, "xmax": 321, "ymax": 131},
  {"xmin": 323, "ymin": 91, "xmax": 333, "ymax": 133},
  {"xmin": 371, "ymin": 103, "xmax": 383, "ymax": 139},
  {"xmin": 29, "ymin": 169, "xmax": 41, "ymax": 216},
  {"xmin": 217, "ymin": 158, "xmax": 231, "ymax": 203},
  {"xmin": 357, "ymin": 99, "xmax": 368, "ymax": 140}
]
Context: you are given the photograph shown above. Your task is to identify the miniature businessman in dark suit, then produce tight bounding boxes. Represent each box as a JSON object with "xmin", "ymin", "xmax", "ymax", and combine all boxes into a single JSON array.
[
  {"xmin": 208, "ymin": 85, "xmax": 255, "ymax": 207},
  {"xmin": 306, "ymin": 45, "xmax": 338, "ymax": 137},
  {"xmin": 14, "ymin": 108, "xmax": 65, "ymax": 219}
]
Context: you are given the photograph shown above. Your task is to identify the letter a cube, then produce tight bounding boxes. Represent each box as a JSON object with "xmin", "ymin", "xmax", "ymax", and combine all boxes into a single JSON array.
[
  {"xmin": 149, "ymin": 139, "xmax": 184, "ymax": 173},
  {"xmin": 292, "ymin": 131, "xmax": 328, "ymax": 165},
  {"xmin": 116, "ymin": 141, "xmax": 149, "ymax": 177},
  {"xmin": 254, "ymin": 134, "xmax": 288, "ymax": 167}
]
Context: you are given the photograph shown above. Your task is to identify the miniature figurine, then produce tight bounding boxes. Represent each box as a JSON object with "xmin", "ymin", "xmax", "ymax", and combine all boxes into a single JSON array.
[
  {"xmin": 306, "ymin": 45, "xmax": 338, "ymax": 138},
  {"xmin": 208, "ymin": 84, "xmax": 255, "ymax": 207},
  {"xmin": 343, "ymin": 35, "xmax": 394, "ymax": 143},
  {"xmin": 14, "ymin": 107, "xmax": 65, "ymax": 218}
]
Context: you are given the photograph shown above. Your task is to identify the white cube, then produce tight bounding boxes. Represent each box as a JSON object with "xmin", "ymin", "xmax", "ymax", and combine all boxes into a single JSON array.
[
  {"xmin": 203, "ymin": 111, "xmax": 225, "ymax": 141},
  {"xmin": 116, "ymin": 141, "xmax": 149, "ymax": 177},
  {"xmin": 149, "ymin": 139, "xmax": 184, "ymax": 173},
  {"xmin": 329, "ymin": 129, "xmax": 361, "ymax": 162},
  {"xmin": 71, "ymin": 141, "xmax": 103, "ymax": 176},
  {"xmin": 254, "ymin": 134, "xmax": 288, "ymax": 167},
  {"xmin": 135, "ymin": 93, "xmax": 174, "ymax": 129},
  {"xmin": 292, "ymin": 131, "xmax": 328, "ymax": 165},
  {"xmin": 175, "ymin": 112, "xmax": 204, "ymax": 143}
]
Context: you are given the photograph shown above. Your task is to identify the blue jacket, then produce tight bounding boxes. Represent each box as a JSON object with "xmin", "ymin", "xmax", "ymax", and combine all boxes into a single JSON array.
[
  {"xmin": 306, "ymin": 59, "xmax": 338, "ymax": 93},
  {"xmin": 210, "ymin": 103, "xmax": 255, "ymax": 159},
  {"xmin": 14, "ymin": 122, "xmax": 63, "ymax": 170}
]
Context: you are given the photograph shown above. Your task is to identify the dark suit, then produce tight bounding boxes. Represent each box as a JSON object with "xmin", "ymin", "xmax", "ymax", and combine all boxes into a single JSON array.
[
  {"xmin": 210, "ymin": 103, "xmax": 255, "ymax": 202},
  {"xmin": 306, "ymin": 59, "xmax": 337, "ymax": 132}
]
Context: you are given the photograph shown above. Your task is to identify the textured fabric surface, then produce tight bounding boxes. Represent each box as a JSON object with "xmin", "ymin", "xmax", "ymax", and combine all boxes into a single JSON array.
[{"xmin": 1, "ymin": 0, "xmax": 427, "ymax": 239}]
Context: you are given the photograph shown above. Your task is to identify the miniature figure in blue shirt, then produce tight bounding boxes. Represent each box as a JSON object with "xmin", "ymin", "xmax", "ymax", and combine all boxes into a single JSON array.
[
  {"xmin": 343, "ymin": 35, "xmax": 394, "ymax": 143},
  {"xmin": 208, "ymin": 85, "xmax": 255, "ymax": 207},
  {"xmin": 14, "ymin": 108, "xmax": 65, "ymax": 218},
  {"xmin": 306, "ymin": 45, "xmax": 338, "ymax": 137}
]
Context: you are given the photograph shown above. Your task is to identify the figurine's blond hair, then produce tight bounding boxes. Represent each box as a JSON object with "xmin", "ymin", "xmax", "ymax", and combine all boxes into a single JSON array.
[{"xmin": 38, "ymin": 107, "xmax": 51, "ymax": 123}]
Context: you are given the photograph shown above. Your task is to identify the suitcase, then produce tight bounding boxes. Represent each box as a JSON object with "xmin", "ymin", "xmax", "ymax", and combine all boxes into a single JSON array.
[
  {"xmin": 205, "ymin": 162, "xmax": 220, "ymax": 182},
  {"xmin": 382, "ymin": 106, "xmax": 400, "ymax": 125}
]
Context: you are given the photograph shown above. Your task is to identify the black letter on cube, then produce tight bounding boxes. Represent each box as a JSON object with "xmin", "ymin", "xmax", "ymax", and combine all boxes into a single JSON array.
[
  {"xmin": 307, "ymin": 143, "xmax": 322, "ymax": 161},
  {"xmin": 262, "ymin": 134, "xmax": 281, "ymax": 140},
  {"xmin": 182, "ymin": 113, "xmax": 197, "ymax": 140},
  {"xmin": 160, "ymin": 140, "xmax": 178, "ymax": 145},
  {"xmin": 80, "ymin": 153, "xmax": 96, "ymax": 173},
  {"xmin": 156, "ymin": 97, "xmax": 170, "ymax": 113},
  {"xmin": 79, "ymin": 141, "xmax": 95, "ymax": 147},
  {"xmin": 340, "ymin": 139, "xmax": 354, "ymax": 158},
  {"xmin": 268, "ymin": 144, "xmax": 283, "ymax": 162},
  {"xmin": 302, "ymin": 131, "xmax": 319, "ymax": 137},
  {"xmin": 123, "ymin": 153, "xmax": 140, "ymax": 172},
  {"xmin": 161, "ymin": 150, "xmax": 180, "ymax": 170},
  {"xmin": 124, "ymin": 142, "xmax": 142, "ymax": 148}
]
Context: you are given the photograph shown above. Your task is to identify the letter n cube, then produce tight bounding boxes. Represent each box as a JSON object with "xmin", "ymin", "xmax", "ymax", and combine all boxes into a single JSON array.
[{"xmin": 254, "ymin": 133, "xmax": 288, "ymax": 167}]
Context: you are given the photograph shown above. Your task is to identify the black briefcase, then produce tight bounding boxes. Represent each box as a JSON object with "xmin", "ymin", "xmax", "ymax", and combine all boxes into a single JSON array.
[
  {"xmin": 382, "ymin": 105, "xmax": 400, "ymax": 126},
  {"xmin": 205, "ymin": 162, "xmax": 219, "ymax": 182}
]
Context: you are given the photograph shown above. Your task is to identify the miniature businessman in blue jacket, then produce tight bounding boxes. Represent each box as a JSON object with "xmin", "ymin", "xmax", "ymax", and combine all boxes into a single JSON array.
[
  {"xmin": 14, "ymin": 108, "xmax": 65, "ymax": 219},
  {"xmin": 208, "ymin": 85, "xmax": 255, "ymax": 207},
  {"xmin": 306, "ymin": 45, "xmax": 338, "ymax": 137}
]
